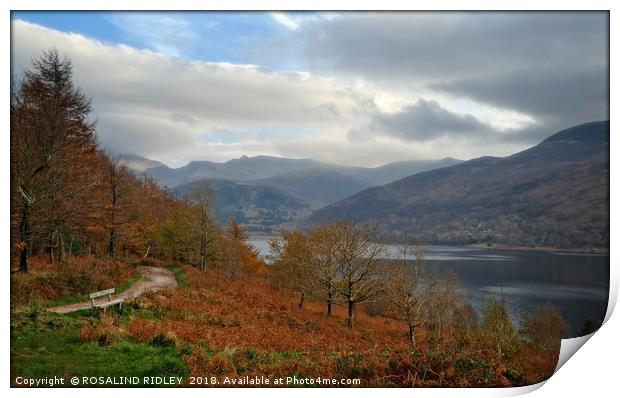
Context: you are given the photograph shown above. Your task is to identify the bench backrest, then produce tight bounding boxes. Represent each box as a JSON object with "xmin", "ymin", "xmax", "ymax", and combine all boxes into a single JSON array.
[{"xmin": 89, "ymin": 288, "xmax": 115, "ymax": 299}]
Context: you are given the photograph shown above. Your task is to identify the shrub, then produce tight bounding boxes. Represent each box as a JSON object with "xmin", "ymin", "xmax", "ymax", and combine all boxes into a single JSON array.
[
  {"xmin": 79, "ymin": 313, "xmax": 126, "ymax": 346},
  {"xmin": 149, "ymin": 331, "xmax": 180, "ymax": 348},
  {"xmin": 454, "ymin": 353, "xmax": 494, "ymax": 384},
  {"xmin": 11, "ymin": 255, "xmax": 135, "ymax": 306},
  {"xmin": 519, "ymin": 304, "xmax": 568, "ymax": 352},
  {"xmin": 482, "ymin": 296, "xmax": 518, "ymax": 358}
]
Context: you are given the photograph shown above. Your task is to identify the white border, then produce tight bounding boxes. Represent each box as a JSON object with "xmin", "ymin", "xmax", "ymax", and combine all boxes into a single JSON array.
[{"xmin": 3, "ymin": 2, "xmax": 617, "ymax": 398}]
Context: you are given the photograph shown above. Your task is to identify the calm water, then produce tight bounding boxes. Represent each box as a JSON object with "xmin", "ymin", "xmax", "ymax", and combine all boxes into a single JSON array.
[{"xmin": 249, "ymin": 237, "xmax": 609, "ymax": 337}]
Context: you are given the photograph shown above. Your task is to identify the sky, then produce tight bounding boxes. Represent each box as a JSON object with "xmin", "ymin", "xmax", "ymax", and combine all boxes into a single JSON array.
[{"xmin": 11, "ymin": 11, "xmax": 609, "ymax": 167}]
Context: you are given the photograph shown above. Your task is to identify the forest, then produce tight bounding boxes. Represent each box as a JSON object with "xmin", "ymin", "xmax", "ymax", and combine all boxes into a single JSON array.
[{"xmin": 10, "ymin": 51, "xmax": 572, "ymax": 388}]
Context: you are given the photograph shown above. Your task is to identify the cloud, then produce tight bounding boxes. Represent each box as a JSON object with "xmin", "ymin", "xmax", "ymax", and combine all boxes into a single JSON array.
[
  {"xmin": 11, "ymin": 13, "xmax": 608, "ymax": 168},
  {"xmin": 294, "ymin": 12, "xmax": 607, "ymax": 81},
  {"xmin": 270, "ymin": 12, "xmax": 299, "ymax": 30},
  {"xmin": 11, "ymin": 19, "xmax": 384, "ymax": 166},
  {"xmin": 278, "ymin": 11, "xmax": 608, "ymax": 146},
  {"xmin": 431, "ymin": 67, "xmax": 609, "ymax": 130},
  {"xmin": 353, "ymin": 99, "xmax": 496, "ymax": 143}
]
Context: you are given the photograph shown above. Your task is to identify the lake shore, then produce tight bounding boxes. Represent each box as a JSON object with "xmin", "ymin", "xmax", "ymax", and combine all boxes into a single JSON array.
[
  {"xmin": 249, "ymin": 236, "xmax": 610, "ymax": 255},
  {"xmin": 464, "ymin": 243, "xmax": 609, "ymax": 254}
]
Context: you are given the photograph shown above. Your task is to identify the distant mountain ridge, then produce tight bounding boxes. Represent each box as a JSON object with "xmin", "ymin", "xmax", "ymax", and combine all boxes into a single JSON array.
[
  {"xmin": 119, "ymin": 154, "xmax": 462, "ymax": 190},
  {"xmin": 120, "ymin": 153, "xmax": 462, "ymax": 232},
  {"xmin": 173, "ymin": 179, "xmax": 311, "ymax": 234},
  {"xmin": 308, "ymin": 121, "xmax": 610, "ymax": 249}
]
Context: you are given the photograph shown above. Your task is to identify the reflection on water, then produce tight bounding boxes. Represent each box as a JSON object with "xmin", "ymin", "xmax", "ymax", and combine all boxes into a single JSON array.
[{"xmin": 249, "ymin": 237, "xmax": 609, "ymax": 337}]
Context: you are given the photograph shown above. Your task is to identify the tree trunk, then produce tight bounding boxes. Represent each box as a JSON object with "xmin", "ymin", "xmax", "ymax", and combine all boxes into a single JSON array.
[
  {"xmin": 18, "ymin": 204, "xmax": 31, "ymax": 273},
  {"xmin": 143, "ymin": 241, "xmax": 151, "ymax": 259},
  {"xmin": 108, "ymin": 228, "xmax": 116, "ymax": 257},
  {"xmin": 19, "ymin": 244, "xmax": 29, "ymax": 273},
  {"xmin": 59, "ymin": 232, "xmax": 66, "ymax": 262},
  {"xmin": 347, "ymin": 300, "xmax": 355, "ymax": 328},
  {"xmin": 437, "ymin": 315, "xmax": 443, "ymax": 339},
  {"xmin": 327, "ymin": 291, "xmax": 333, "ymax": 316},
  {"xmin": 409, "ymin": 324, "xmax": 416, "ymax": 348},
  {"xmin": 298, "ymin": 291, "xmax": 305, "ymax": 309},
  {"xmin": 199, "ymin": 231, "xmax": 207, "ymax": 272},
  {"xmin": 49, "ymin": 230, "xmax": 55, "ymax": 263}
]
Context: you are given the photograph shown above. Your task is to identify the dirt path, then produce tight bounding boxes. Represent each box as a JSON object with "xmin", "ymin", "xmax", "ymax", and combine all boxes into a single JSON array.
[{"xmin": 48, "ymin": 266, "xmax": 177, "ymax": 314}]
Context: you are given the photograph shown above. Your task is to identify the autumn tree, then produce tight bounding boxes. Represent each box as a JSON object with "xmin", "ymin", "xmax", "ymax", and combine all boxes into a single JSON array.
[
  {"xmin": 519, "ymin": 303, "xmax": 569, "ymax": 352},
  {"xmin": 452, "ymin": 302, "xmax": 480, "ymax": 342},
  {"xmin": 331, "ymin": 222, "xmax": 385, "ymax": 327},
  {"xmin": 187, "ymin": 179, "xmax": 217, "ymax": 272},
  {"xmin": 482, "ymin": 296, "xmax": 517, "ymax": 359},
  {"xmin": 134, "ymin": 175, "xmax": 175, "ymax": 259},
  {"xmin": 269, "ymin": 230, "xmax": 316, "ymax": 309},
  {"xmin": 272, "ymin": 224, "xmax": 345, "ymax": 316},
  {"xmin": 102, "ymin": 155, "xmax": 135, "ymax": 257},
  {"xmin": 11, "ymin": 49, "xmax": 97, "ymax": 270},
  {"xmin": 160, "ymin": 203, "xmax": 200, "ymax": 263},
  {"xmin": 221, "ymin": 219, "xmax": 262, "ymax": 279},
  {"xmin": 429, "ymin": 268, "xmax": 461, "ymax": 339},
  {"xmin": 386, "ymin": 245, "xmax": 437, "ymax": 347}
]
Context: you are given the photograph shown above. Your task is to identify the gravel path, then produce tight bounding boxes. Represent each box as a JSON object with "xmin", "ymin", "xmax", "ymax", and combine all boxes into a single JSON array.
[{"xmin": 48, "ymin": 266, "xmax": 177, "ymax": 314}]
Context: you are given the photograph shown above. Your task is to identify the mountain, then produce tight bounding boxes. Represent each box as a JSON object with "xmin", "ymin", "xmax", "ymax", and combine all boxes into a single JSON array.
[
  {"xmin": 308, "ymin": 121, "xmax": 610, "ymax": 249},
  {"xmin": 174, "ymin": 179, "xmax": 311, "ymax": 234},
  {"xmin": 118, "ymin": 154, "xmax": 167, "ymax": 172},
  {"xmin": 119, "ymin": 155, "xmax": 322, "ymax": 188},
  {"xmin": 119, "ymin": 155, "xmax": 463, "ymax": 225},
  {"xmin": 343, "ymin": 157, "xmax": 463, "ymax": 187},
  {"xmin": 255, "ymin": 169, "xmax": 369, "ymax": 209},
  {"xmin": 119, "ymin": 154, "xmax": 462, "ymax": 190}
]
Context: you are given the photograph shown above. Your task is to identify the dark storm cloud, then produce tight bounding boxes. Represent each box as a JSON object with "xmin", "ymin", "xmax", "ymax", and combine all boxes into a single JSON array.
[
  {"xmin": 431, "ymin": 67, "xmax": 609, "ymax": 128},
  {"xmin": 295, "ymin": 11, "xmax": 609, "ymax": 140},
  {"xmin": 297, "ymin": 12, "xmax": 607, "ymax": 82},
  {"xmin": 352, "ymin": 99, "xmax": 495, "ymax": 142}
]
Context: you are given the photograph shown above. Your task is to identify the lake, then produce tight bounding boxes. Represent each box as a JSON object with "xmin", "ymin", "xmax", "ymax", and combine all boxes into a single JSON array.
[{"xmin": 248, "ymin": 237, "xmax": 609, "ymax": 337}]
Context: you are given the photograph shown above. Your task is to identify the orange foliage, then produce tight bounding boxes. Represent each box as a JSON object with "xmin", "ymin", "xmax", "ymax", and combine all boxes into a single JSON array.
[
  {"xmin": 117, "ymin": 264, "xmax": 558, "ymax": 387},
  {"xmin": 10, "ymin": 254, "xmax": 136, "ymax": 305}
]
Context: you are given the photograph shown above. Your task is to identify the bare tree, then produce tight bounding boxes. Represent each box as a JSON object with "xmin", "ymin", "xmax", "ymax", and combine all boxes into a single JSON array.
[
  {"xmin": 187, "ymin": 179, "xmax": 216, "ymax": 272},
  {"xmin": 268, "ymin": 230, "xmax": 317, "ymax": 310},
  {"xmin": 307, "ymin": 224, "xmax": 343, "ymax": 317},
  {"xmin": 482, "ymin": 296, "xmax": 517, "ymax": 359},
  {"xmin": 386, "ymin": 245, "xmax": 437, "ymax": 347},
  {"xmin": 332, "ymin": 222, "xmax": 385, "ymax": 328},
  {"xmin": 429, "ymin": 268, "xmax": 461, "ymax": 339}
]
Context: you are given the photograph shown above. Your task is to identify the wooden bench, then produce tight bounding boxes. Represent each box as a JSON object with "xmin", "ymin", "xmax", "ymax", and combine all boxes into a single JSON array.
[{"xmin": 89, "ymin": 288, "xmax": 123, "ymax": 311}]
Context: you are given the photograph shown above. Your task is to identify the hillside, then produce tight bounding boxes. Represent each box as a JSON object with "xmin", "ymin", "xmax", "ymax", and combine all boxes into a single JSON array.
[
  {"xmin": 11, "ymin": 258, "xmax": 560, "ymax": 387},
  {"xmin": 120, "ymin": 155, "xmax": 321, "ymax": 188},
  {"xmin": 120, "ymin": 154, "xmax": 462, "ymax": 190},
  {"xmin": 256, "ymin": 169, "xmax": 369, "ymax": 209},
  {"xmin": 120, "ymin": 154, "xmax": 463, "ymax": 231},
  {"xmin": 174, "ymin": 180, "xmax": 311, "ymax": 234},
  {"xmin": 308, "ymin": 121, "xmax": 610, "ymax": 249}
]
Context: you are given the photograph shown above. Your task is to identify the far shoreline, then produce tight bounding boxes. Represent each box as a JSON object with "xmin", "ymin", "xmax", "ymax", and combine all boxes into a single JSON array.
[
  {"xmin": 464, "ymin": 243, "xmax": 609, "ymax": 254},
  {"xmin": 248, "ymin": 235, "xmax": 609, "ymax": 255}
]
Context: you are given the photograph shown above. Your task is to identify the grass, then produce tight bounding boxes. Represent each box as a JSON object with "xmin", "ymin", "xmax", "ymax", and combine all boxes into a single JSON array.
[
  {"xmin": 10, "ymin": 310, "xmax": 188, "ymax": 387},
  {"xmin": 165, "ymin": 264, "xmax": 187, "ymax": 285},
  {"xmin": 11, "ymin": 255, "xmax": 140, "ymax": 307},
  {"xmin": 11, "ymin": 262, "xmax": 560, "ymax": 387},
  {"xmin": 43, "ymin": 269, "xmax": 141, "ymax": 308}
]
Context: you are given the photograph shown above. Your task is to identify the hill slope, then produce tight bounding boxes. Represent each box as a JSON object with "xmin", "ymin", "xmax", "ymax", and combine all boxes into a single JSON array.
[
  {"xmin": 120, "ymin": 154, "xmax": 462, "ymax": 191},
  {"xmin": 308, "ymin": 121, "xmax": 610, "ymax": 249},
  {"xmin": 120, "ymin": 155, "xmax": 463, "ymax": 229},
  {"xmin": 174, "ymin": 180, "xmax": 311, "ymax": 234}
]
